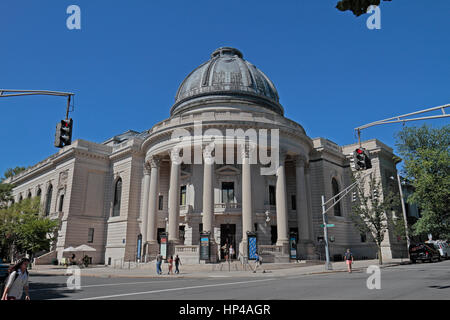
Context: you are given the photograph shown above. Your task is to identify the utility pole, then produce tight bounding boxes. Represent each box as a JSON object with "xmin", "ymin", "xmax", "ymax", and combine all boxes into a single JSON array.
[
  {"xmin": 320, "ymin": 171, "xmax": 372, "ymax": 270},
  {"xmin": 321, "ymin": 195, "xmax": 333, "ymax": 270},
  {"xmin": 354, "ymin": 104, "xmax": 449, "ymax": 258}
]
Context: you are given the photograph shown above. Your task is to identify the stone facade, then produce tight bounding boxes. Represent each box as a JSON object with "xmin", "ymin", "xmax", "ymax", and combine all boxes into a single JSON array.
[{"xmin": 4, "ymin": 47, "xmax": 407, "ymax": 264}]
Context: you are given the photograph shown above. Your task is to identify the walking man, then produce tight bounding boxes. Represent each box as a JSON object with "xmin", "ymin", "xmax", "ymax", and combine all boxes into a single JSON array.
[
  {"xmin": 174, "ymin": 255, "xmax": 181, "ymax": 274},
  {"xmin": 344, "ymin": 248, "xmax": 354, "ymax": 273},
  {"xmin": 252, "ymin": 252, "xmax": 263, "ymax": 273}
]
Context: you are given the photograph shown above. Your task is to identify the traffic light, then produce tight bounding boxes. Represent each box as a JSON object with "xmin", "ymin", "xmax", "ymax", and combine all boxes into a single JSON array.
[
  {"xmin": 353, "ymin": 147, "xmax": 372, "ymax": 171},
  {"xmin": 54, "ymin": 118, "xmax": 73, "ymax": 148},
  {"xmin": 351, "ymin": 191, "xmax": 358, "ymax": 202}
]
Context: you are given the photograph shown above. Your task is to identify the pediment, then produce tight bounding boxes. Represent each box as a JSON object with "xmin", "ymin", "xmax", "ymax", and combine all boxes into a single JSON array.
[{"xmin": 215, "ymin": 165, "xmax": 240, "ymax": 176}]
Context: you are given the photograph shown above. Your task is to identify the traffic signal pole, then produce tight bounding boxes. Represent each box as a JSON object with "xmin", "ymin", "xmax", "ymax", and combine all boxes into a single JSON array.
[
  {"xmin": 355, "ymin": 103, "xmax": 449, "ymax": 260},
  {"xmin": 0, "ymin": 89, "xmax": 74, "ymax": 120},
  {"xmin": 321, "ymin": 171, "xmax": 372, "ymax": 270}
]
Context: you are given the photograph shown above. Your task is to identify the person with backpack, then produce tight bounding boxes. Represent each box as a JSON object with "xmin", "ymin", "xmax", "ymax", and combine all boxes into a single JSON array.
[
  {"xmin": 174, "ymin": 255, "xmax": 181, "ymax": 274},
  {"xmin": 1, "ymin": 258, "xmax": 31, "ymax": 300},
  {"xmin": 344, "ymin": 248, "xmax": 354, "ymax": 273},
  {"xmin": 253, "ymin": 252, "xmax": 263, "ymax": 273}
]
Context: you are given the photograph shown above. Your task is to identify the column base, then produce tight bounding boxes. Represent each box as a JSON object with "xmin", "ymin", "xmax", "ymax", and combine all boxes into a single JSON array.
[
  {"xmin": 296, "ymin": 240, "xmax": 316, "ymax": 260},
  {"xmin": 239, "ymin": 240, "xmax": 248, "ymax": 264},
  {"xmin": 143, "ymin": 242, "xmax": 160, "ymax": 262}
]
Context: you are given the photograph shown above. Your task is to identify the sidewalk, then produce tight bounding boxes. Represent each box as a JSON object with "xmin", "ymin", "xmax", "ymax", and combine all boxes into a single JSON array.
[{"xmin": 30, "ymin": 258, "xmax": 409, "ymax": 279}]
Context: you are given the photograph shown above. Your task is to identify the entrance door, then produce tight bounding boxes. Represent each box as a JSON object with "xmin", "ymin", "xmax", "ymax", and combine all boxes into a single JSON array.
[{"xmin": 220, "ymin": 224, "xmax": 236, "ymax": 260}]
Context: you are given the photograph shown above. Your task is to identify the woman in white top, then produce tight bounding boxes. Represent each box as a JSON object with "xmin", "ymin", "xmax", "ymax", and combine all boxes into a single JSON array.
[{"xmin": 1, "ymin": 258, "xmax": 30, "ymax": 300}]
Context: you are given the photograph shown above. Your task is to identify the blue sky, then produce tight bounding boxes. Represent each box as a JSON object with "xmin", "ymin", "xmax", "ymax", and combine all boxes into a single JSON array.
[{"xmin": 0, "ymin": 0, "xmax": 449, "ymax": 176}]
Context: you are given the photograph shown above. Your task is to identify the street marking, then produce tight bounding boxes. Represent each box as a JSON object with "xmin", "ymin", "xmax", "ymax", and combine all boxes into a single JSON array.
[
  {"xmin": 80, "ymin": 278, "xmax": 276, "ymax": 300},
  {"xmin": 29, "ymin": 280, "xmax": 182, "ymax": 292}
]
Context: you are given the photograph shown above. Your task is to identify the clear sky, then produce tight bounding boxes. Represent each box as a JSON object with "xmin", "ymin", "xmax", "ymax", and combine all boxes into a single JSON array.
[{"xmin": 0, "ymin": 0, "xmax": 449, "ymax": 176}]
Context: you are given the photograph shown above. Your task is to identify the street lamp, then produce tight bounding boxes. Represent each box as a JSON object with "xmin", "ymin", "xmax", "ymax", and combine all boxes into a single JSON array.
[{"xmin": 390, "ymin": 162, "xmax": 411, "ymax": 258}]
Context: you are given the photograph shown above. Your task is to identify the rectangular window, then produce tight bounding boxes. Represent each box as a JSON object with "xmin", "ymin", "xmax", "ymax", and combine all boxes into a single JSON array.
[
  {"xmin": 254, "ymin": 223, "xmax": 258, "ymax": 234},
  {"xmin": 88, "ymin": 228, "xmax": 94, "ymax": 243},
  {"xmin": 158, "ymin": 195, "xmax": 163, "ymax": 210},
  {"xmin": 291, "ymin": 195, "xmax": 296, "ymax": 210},
  {"xmin": 361, "ymin": 233, "xmax": 367, "ymax": 243},
  {"xmin": 179, "ymin": 226, "xmax": 185, "ymax": 245},
  {"xmin": 58, "ymin": 194, "xmax": 64, "ymax": 212},
  {"xmin": 180, "ymin": 186, "xmax": 186, "ymax": 206},
  {"xmin": 269, "ymin": 185, "xmax": 276, "ymax": 206},
  {"xmin": 199, "ymin": 223, "xmax": 203, "ymax": 233},
  {"xmin": 221, "ymin": 182, "xmax": 235, "ymax": 203}
]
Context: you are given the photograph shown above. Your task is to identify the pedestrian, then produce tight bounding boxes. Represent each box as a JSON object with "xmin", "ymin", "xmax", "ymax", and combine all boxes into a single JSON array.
[
  {"xmin": 344, "ymin": 248, "xmax": 354, "ymax": 273},
  {"xmin": 174, "ymin": 255, "xmax": 181, "ymax": 274},
  {"xmin": 1, "ymin": 258, "xmax": 31, "ymax": 300},
  {"xmin": 252, "ymin": 252, "xmax": 263, "ymax": 273},
  {"xmin": 229, "ymin": 245, "xmax": 235, "ymax": 261},
  {"xmin": 168, "ymin": 255, "xmax": 174, "ymax": 275},
  {"xmin": 156, "ymin": 253, "xmax": 163, "ymax": 275}
]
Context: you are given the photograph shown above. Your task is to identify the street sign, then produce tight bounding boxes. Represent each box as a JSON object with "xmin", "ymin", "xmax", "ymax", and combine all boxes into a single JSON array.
[
  {"xmin": 160, "ymin": 233, "xmax": 168, "ymax": 260},
  {"xmin": 320, "ymin": 224, "xmax": 335, "ymax": 228},
  {"xmin": 200, "ymin": 232, "xmax": 210, "ymax": 261}
]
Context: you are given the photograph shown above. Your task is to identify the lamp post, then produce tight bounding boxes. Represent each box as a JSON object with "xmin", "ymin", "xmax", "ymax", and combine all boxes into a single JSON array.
[{"xmin": 391, "ymin": 157, "xmax": 410, "ymax": 258}]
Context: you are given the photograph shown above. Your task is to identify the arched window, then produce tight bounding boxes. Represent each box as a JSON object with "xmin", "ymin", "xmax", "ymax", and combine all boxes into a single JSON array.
[
  {"xmin": 18, "ymin": 194, "xmax": 23, "ymax": 202},
  {"xmin": 113, "ymin": 178, "xmax": 122, "ymax": 217},
  {"xmin": 45, "ymin": 185, "xmax": 53, "ymax": 216},
  {"xmin": 37, "ymin": 188, "xmax": 42, "ymax": 197},
  {"xmin": 332, "ymin": 178, "xmax": 341, "ymax": 216}
]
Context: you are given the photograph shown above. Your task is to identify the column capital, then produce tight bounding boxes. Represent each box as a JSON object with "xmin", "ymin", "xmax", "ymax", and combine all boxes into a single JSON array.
[
  {"xmin": 203, "ymin": 143, "xmax": 215, "ymax": 165},
  {"xmin": 294, "ymin": 155, "xmax": 307, "ymax": 168},
  {"xmin": 169, "ymin": 147, "xmax": 183, "ymax": 165}
]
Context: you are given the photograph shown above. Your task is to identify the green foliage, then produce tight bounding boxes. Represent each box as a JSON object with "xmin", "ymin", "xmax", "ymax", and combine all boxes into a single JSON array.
[
  {"xmin": 336, "ymin": 0, "xmax": 392, "ymax": 17},
  {"xmin": 396, "ymin": 124, "xmax": 450, "ymax": 239},
  {"xmin": 0, "ymin": 183, "xmax": 14, "ymax": 209},
  {"xmin": 350, "ymin": 173, "xmax": 401, "ymax": 264},
  {"xmin": 0, "ymin": 197, "xmax": 59, "ymax": 261},
  {"xmin": 1, "ymin": 166, "xmax": 27, "ymax": 182}
]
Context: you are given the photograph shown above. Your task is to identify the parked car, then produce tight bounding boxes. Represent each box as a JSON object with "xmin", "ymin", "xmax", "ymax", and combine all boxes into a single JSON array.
[
  {"xmin": 409, "ymin": 243, "xmax": 441, "ymax": 263},
  {"xmin": 427, "ymin": 241, "xmax": 450, "ymax": 259}
]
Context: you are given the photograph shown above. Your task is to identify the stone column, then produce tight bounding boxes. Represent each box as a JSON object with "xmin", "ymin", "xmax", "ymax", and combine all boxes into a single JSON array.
[
  {"xmin": 140, "ymin": 162, "xmax": 151, "ymax": 244},
  {"xmin": 295, "ymin": 156, "xmax": 310, "ymax": 241},
  {"xmin": 240, "ymin": 148, "xmax": 253, "ymax": 258},
  {"xmin": 276, "ymin": 151, "xmax": 289, "ymax": 249},
  {"xmin": 202, "ymin": 153, "xmax": 215, "ymax": 238},
  {"xmin": 147, "ymin": 156, "xmax": 160, "ymax": 244},
  {"xmin": 168, "ymin": 154, "xmax": 181, "ymax": 244}
]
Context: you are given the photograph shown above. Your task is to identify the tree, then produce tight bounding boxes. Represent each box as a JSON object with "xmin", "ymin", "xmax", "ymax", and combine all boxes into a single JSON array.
[
  {"xmin": 396, "ymin": 124, "xmax": 450, "ymax": 239},
  {"xmin": 350, "ymin": 174, "xmax": 401, "ymax": 265},
  {"xmin": 0, "ymin": 197, "xmax": 58, "ymax": 262},
  {"xmin": 1, "ymin": 166, "xmax": 27, "ymax": 182},
  {"xmin": 336, "ymin": 0, "xmax": 392, "ymax": 17}
]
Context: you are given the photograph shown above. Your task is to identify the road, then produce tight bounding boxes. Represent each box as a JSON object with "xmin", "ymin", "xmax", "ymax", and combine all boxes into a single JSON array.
[{"xmin": 28, "ymin": 260, "xmax": 450, "ymax": 300}]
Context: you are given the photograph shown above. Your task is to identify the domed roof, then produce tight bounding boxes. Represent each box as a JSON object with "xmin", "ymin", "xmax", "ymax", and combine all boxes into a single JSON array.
[{"xmin": 171, "ymin": 47, "xmax": 283, "ymax": 116}]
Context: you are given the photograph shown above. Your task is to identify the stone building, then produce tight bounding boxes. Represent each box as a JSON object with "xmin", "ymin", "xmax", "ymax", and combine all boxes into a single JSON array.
[{"xmin": 5, "ymin": 47, "xmax": 407, "ymax": 264}]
